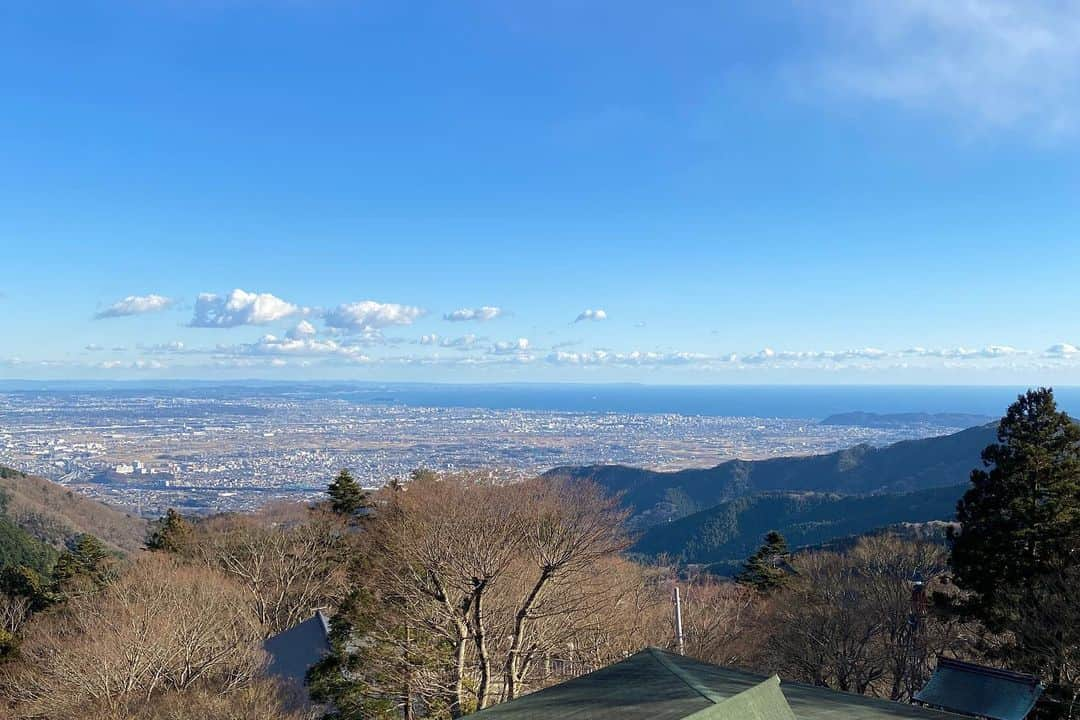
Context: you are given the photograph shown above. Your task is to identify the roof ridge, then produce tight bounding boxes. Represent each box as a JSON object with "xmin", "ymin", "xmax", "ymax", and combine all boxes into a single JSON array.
[
  {"xmin": 680, "ymin": 675, "xmax": 796, "ymax": 720},
  {"xmin": 935, "ymin": 657, "xmax": 1042, "ymax": 685},
  {"xmin": 646, "ymin": 647, "xmax": 726, "ymax": 704}
]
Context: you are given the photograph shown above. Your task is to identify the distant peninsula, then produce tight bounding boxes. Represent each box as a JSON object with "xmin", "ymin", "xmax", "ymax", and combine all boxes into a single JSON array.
[{"xmin": 819, "ymin": 411, "xmax": 994, "ymax": 429}]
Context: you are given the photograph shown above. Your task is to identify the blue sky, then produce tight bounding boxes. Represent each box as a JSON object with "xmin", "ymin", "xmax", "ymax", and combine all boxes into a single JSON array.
[{"xmin": 3, "ymin": 0, "xmax": 1080, "ymax": 383}]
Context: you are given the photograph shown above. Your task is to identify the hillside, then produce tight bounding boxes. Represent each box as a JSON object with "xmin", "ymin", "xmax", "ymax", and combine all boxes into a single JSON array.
[
  {"xmin": 544, "ymin": 424, "xmax": 994, "ymax": 528},
  {"xmin": 0, "ymin": 466, "xmax": 147, "ymax": 555},
  {"xmin": 630, "ymin": 484, "xmax": 965, "ymax": 566}
]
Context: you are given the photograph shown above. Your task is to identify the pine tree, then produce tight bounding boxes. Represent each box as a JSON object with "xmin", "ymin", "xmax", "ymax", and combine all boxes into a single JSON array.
[
  {"xmin": 950, "ymin": 388, "xmax": 1080, "ymax": 716},
  {"xmin": 327, "ymin": 469, "xmax": 368, "ymax": 516},
  {"xmin": 950, "ymin": 387, "xmax": 1080, "ymax": 626},
  {"xmin": 736, "ymin": 530, "xmax": 790, "ymax": 592},
  {"xmin": 146, "ymin": 508, "xmax": 193, "ymax": 553}
]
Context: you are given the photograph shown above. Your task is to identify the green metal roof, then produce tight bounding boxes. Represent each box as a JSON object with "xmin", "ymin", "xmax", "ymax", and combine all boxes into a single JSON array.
[
  {"xmin": 914, "ymin": 658, "xmax": 1043, "ymax": 720},
  {"xmin": 685, "ymin": 675, "xmax": 796, "ymax": 720},
  {"xmin": 470, "ymin": 648, "xmax": 965, "ymax": 720}
]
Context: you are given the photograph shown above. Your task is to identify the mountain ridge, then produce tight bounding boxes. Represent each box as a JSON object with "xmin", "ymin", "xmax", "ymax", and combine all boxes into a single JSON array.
[
  {"xmin": 544, "ymin": 424, "xmax": 995, "ymax": 528},
  {"xmin": 629, "ymin": 484, "xmax": 966, "ymax": 567}
]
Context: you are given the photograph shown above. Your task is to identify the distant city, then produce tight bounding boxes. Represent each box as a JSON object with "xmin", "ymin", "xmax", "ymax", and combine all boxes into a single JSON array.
[{"xmin": 0, "ymin": 384, "xmax": 981, "ymax": 516}]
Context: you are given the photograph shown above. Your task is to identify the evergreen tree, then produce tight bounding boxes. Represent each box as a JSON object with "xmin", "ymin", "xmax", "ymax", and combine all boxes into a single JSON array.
[
  {"xmin": 308, "ymin": 589, "xmax": 397, "ymax": 719},
  {"xmin": 327, "ymin": 469, "xmax": 368, "ymax": 517},
  {"xmin": 52, "ymin": 533, "xmax": 115, "ymax": 598},
  {"xmin": 0, "ymin": 627, "xmax": 17, "ymax": 660},
  {"xmin": 1, "ymin": 563, "xmax": 52, "ymax": 611},
  {"xmin": 950, "ymin": 388, "xmax": 1080, "ymax": 717},
  {"xmin": 308, "ymin": 587, "xmax": 449, "ymax": 719},
  {"xmin": 736, "ymin": 530, "xmax": 790, "ymax": 592},
  {"xmin": 950, "ymin": 387, "xmax": 1080, "ymax": 627},
  {"xmin": 146, "ymin": 508, "xmax": 193, "ymax": 553}
]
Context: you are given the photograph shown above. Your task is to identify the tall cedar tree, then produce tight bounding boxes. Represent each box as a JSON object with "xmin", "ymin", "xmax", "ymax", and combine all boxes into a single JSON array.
[
  {"xmin": 737, "ymin": 530, "xmax": 790, "ymax": 592},
  {"xmin": 950, "ymin": 388, "xmax": 1080, "ymax": 717},
  {"xmin": 950, "ymin": 388, "xmax": 1080, "ymax": 625},
  {"xmin": 328, "ymin": 469, "xmax": 368, "ymax": 516},
  {"xmin": 309, "ymin": 480, "xmax": 450, "ymax": 720},
  {"xmin": 146, "ymin": 508, "xmax": 194, "ymax": 553}
]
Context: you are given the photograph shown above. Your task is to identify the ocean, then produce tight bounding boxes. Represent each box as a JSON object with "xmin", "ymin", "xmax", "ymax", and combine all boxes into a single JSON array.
[{"xmin": 3, "ymin": 381, "xmax": 1071, "ymax": 420}]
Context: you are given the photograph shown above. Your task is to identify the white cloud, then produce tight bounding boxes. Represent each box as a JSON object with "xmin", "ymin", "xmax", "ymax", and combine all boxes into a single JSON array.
[
  {"xmin": 96, "ymin": 359, "xmax": 166, "ymax": 370},
  {"xmin": 574, "ymin": 308, "xmax": 608, "ymax": 323},
  {"xmin": 491, "ymin": 338, "xmax": 531, "ymax": 355},
  {"xmin": 139, "ymin": 341, "xmax": 186, "ymax": 354},
  {"xmin": 737, "ymin": 345, "xmax": 1032, "ymax": 367},
  {"xmin": 190, "ymin": 289, "xmax": 299, "ymax": 328},
  {"xmin": 444, "ymin": 306, "xmax": 504, "ymax": 322},
  {"xmin": 744, "ymin": 347, "xmax": 900, "ymax": 364},
  {"xmin": 323, "ymin": 301, "xmax": 424, "ymax": 332},
  {"xmin": 95, "ymin": 294, "xmax": 174, "ymax": 319},
  {"xmin": 1045, "ymin": 343, "xmax": 1080, "ymax": 358},
  {"xmin": 742, "ymin": 347, "xmax": 778, "ymax": 365},
  {"xmin": 545, "ymin": 349, "xmax": 709, "ymax": 367},
  {"xmin": 84, "ymin": 344, "xmax": 105, "ymax": 352},
  {"xmin": 221, "ymin": 334, "xmax": 370, "ymax": 361},
  {"xmin": 286, "ymin": 320, "xmax": 317, "ymax": 340},
  {"xmin": 810, "ymin": 0, "xmax": 1080, "ymax": 137},
  {"xmin": 421, "ymin": 333, "xmax": 480, "ymax": 350},
  {"xmin": 904, "ymin": 345, "xmax": 1026, "ymax": 359}
]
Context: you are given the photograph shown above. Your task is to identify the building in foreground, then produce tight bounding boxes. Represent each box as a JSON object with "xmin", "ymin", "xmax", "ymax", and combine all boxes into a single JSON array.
[
  {"xmin": 469, "ymin": 647, "xmax": 966, "ymax": 720},
  {"xmin": 264, "ymin": 610, "xmax": 331, "ymax": 706},
  {"xmin": 914, "ymin": 658, "xmax": 1043, "ymax": 720}
]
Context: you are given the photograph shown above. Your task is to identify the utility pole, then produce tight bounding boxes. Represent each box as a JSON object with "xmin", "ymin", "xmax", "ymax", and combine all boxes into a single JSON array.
[
  {"xmin": 673, "ymin": 585, "xmax": 685, "ymax": 655},
  {"xmin": 906, "ymin": 571, "xmax": 927, "ymax": 700}
]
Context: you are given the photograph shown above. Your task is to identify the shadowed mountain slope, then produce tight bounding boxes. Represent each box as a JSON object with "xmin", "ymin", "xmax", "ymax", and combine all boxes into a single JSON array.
[
  {"xmin": 544, "ymin": 424, "xmax": 994, "ymax": 528},
  {"xmin": 630, "ymin": 484, "xmax": 965, "ymax": 566}
]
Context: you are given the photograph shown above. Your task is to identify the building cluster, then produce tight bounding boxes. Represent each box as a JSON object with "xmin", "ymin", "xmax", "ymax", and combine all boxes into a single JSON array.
[{"xmin": 0, "ymin": 388, "xmax": 946, "ymax": 516}]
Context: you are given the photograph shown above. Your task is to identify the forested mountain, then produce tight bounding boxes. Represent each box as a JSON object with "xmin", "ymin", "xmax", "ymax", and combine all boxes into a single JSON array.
[
  {"xmin": 0, "ymin": 466, "xmax": 146, "ymax": 556},
  {"xmin": 0, "ymin": 496, "xmax": 56, "ymax": 575},
  {"xmin": 630, "ymin": 484, "xmax": 964, "ymax": 567},
  {"xmin": 545, "ymin": 424, "xmax": 994, "ymax": 527}
]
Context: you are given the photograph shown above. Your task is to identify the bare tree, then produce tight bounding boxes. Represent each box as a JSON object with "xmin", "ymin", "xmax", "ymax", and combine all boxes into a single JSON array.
[
  {"xmin": 0, "ymin": 592, "xmax": 31, "ymax": 635},
  {"xmin": 1015, "ymin": 564, "xmax": 1080, "ymax": 719},
  {"xmin": 188, "ymin": 504, "xmax": 351, "ymax": 636},
  {"xmin": 327, "ymin": 473, "xmax": 636, "ymax": 717},
  {"xmin": 1, "ymin": 555, "xmax": 270, "ymax": 720},
  {"xmin": 677, "ymin": 575, "xmax": 764, "ymax": 668},
  {"xmin": 763, "ymin": 536, "xmax": 979, "ymax": 700},
  {"xmin": 500, "ymin": 478, "xmax": 629, "ymax": 700},
  {"xmin": 765, "ymin": 549, "xmax": 886, "ymax": 692}
]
